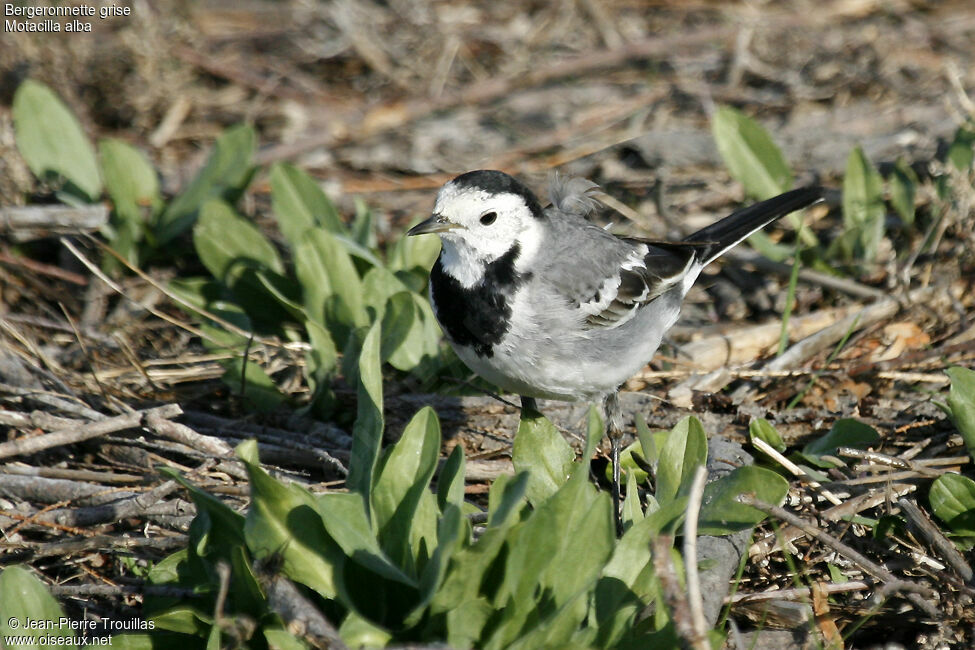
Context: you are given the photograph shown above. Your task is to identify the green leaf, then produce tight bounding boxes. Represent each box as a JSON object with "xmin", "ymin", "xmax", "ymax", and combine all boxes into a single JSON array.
[
  {"xmin": 351, "ymin": 197, "xmax": 378, "ymax": 250},
  {"xmin": 711, "ymin": 105, "xmax": 793, "ymax": 200},
  {"xmin": 315, "ymin": 492, "xmax": 417, "ymax": 594},
  {"xmin": 604, "ymin": 440, "xmax": 649, "ymax": 484},
  {"xmin": 655, "ymin": 416, "xmax": 708, "ymax": 505},
  {"xmin": 338, "ymin": 612, "xmax": 392, "ymax": 649},
  {"xmin": 888, "ymin": 158, "xmax": 918, "ymax": 226},
  {"xmin": 841, "ymin": 146, "xmax": 885, "ymax": 263},
  {"xmin": 946, "ymin": 367, "xmax": 975, "ymax": 462},
  {"xmin": 406, "ymin": 503, "xmax": 466, "ymax": 626},
  {"xmin": 947, "ymin": 124, "xmax": 975, "ymax": 172},
  {"xmin": 438, "ymin": 444, "xmax": 466, "ymax": 512},
  {"xmin": 261, "ymin": 626, "xmax": 308, "ymax": 650},
  {"xmin": 487, "ymin": 471, "xmax": 529, "ymax": 528},
  {"xmin": 194, "ymin": 199, "xmax": 284, "ymax": 285},
  {"xmin": 269, "ymin": 162, "xmax": 343, "ymax": 247},
  {"xmin": 930, "ymin": 473, "xmax": 975, "ymax": 536},
  {"xmin": 13, "ymin": 79, "xmax": 101, "ymax": 201},
  {"xmin": 156, "ymin": 124, "xmax": 256, "ymax": 244},
  {"xmin": 622, "ymin": 470, "xmax": 643, "ymax": 530},
  {"xmin": 361, "ymin": 266, "xmax": 413, "ymax": 322},
  {"xmin": 159, "ymin": 468, "xmax": 246, "ymax": 550},
  {"xmin": 347, "ymin": 321, "xmax": 384, "ymax": 502},
  {"xmin": 593, "ymin": 498, "xmax": 686, "ymax": 647},
  {"xmin": 238, "ymin": 440, "xmax": 342, "ymax": 600},
  {"xmin": 220, "ymin": 358, "xmax": 284, "ymax": 413},
  {"xmin": 799, "ymin": 419, "xmax": 880, "ymax": 468},
  {"xmin": 304, "ymin": 321, "xmax": 337, "ymax": 415},
  {"xmin": 99, "ymin": 138, "xmax": 160, "ymax": 213},
  {"xmin": 512, "ymin": 409, "xmax": 575, "ymax": 505},
  {"xmin": 389, "ymin": 217, "xmax": 442, "ymax": 273},
  {"xmin": 749, "ymin": 418, "xmax": 786, "ymax": 453},
  {"xmin": 0, "ymin": 566, "xmax": 76, "ymax": 649},
  {"xmin": 99, "ymin": 138, "xmax": 161, "ymax": 265},
  {"xmin": 636, "ymin": 414, "xmax": 665, "ymax": 466},
  {"xmin": 380, "ymin": 292, "xmax": 424, "ymax": 370},
  {"xmin": 490, "ymin": 469, "xmax": 614, "ymax": 649},
  {"xmin": 698, "ymin": 466, "xmax": 789, "ymax": 535},
  {"xmin": 371, "ymin": 406, "xmax": 442, "ymax": 568},
  {"xmin": 294, "ymin": 228, "xmax": 366, "ymax": 346}
]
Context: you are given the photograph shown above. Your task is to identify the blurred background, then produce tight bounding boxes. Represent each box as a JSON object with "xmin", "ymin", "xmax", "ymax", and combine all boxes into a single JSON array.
[{"xmin": 3, "ymin": 0, "xmax": 973, "ymax": 227}]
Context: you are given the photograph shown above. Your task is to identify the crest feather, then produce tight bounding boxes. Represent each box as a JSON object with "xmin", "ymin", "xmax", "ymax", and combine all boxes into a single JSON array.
[{"xmin": 548, "ymin": 173, "xmax": 600, "ymax": 217}]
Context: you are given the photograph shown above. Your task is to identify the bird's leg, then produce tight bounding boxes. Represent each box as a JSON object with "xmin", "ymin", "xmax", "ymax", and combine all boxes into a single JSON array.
[
  {"xmin": 520, "ymin": 395, "xmax": 538, "ymax": 417},
  {"xmin": 604, "ymin": 390, "xmax": 624, "ymax": 536}
]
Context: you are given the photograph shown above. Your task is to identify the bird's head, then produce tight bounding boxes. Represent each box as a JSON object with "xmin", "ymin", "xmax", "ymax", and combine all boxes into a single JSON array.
[{"xmin": 408, "ymin": 171, "xmax": 546, "ymax": 277}]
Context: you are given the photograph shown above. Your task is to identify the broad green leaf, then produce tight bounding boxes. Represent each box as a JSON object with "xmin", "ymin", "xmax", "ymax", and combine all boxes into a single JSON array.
[
  {"xmin": 711, "ymin": 105, "xmax": 792, "ymax": 200},
  {"xmin": 352, "ymin": 197, "xmax": 378, "ymax": 250},
  {"xmin": 238, "ymin": 440, "xmax": 340, "ymax": 599},
  {"xmin": 315, "ymin": 492, "xmax": 417, "ymax": 603},
  {"xmin": 946, "ymin": 367, "xmax": 975, "ymax": 462},
  {"xmin": 338, "ymin": 612, "xmax": 392, "ymax": 649},
  {"xmin": 487, "ymin": 471, "xmax": 529, "ymax": 528},
  {"xmin": 930, "ymin": 473, "xmax": 975, "ymax": 536},
  {"xmin": 888, "ymin": 158, "xmax": 918, "ymax": 226},
  {"xmin": 636, "ymin": 414, "xmax": 666, "ymax": 467},
  {"xmin": 490, "ymin": 466, "xmax": 612, "ymax": 647},
  {"xmin": 406, "ymin": 503, "xmax": 466, "ymax": 626},
  {"xmin": 540, "ymin": 474, "xmax": 615, "ymax": 605},
  {"xmin": 219, "ymin": 358, "xmax": 284, "ymax": 412},
  {"xmin": 380, "ymin": 292, "xmax": 428, "ymax": 371},
  {"xmin": 389, "ymin": 217, "xmax": 442, "ymax": 273},
  {"xmin": 438, "ymin": 444, "xmax": 466, "ymax": 512},
  {"xmin": 947, "ymin": 124, "xmax": 975, "ymax": 172},
  {"xmin": 143, "ymin": 605, "xmax": 211, "ymax": 637},
  {"xmin": 252, "ymin": 271, "xmax": 306, "ymax": 321},
  {"xmin": 605, "ymin": 440, "xmax": 649, "ymax": 484},
  {"xmin": 159, "ymin": 468, "xmax": 246, "ymax": 550},
  {"xmin": 99, "ymin": 138, "xmax": 160, "ymax": 212},
  {"xmin": 622, "ymin": 470, "xmax": 643, "ymax": 530},
  {"xmin": 655, "ymin": 416, "xmax": 708, "ymax": 505},
  {"xmin": 166, "ymin": 278, "xmax": 253, "ymax": 349},
  {"xmin": 261, "ymin": 627, "xmax": 308, "ymax": 650},
  {"xmin": 13, "ymin": 79, "xmax": 101, "ymax": 201},
  {"xmin": 361, "ymin": 266, "xmax": 414, "ymax": 322},
  {"xmin": 156, "ymin": 124, "xmax": 256, "ymax": 244},
  {"xmin": 346, "ymin": 321, "xmax": 383, "ymax": 502},
  {"xmin": 799, "ymin": 418, "xmax": 879, "ymax": 468},
  {"xmin": 585, "ymin": 405, "xmax": 604, "ymax": 460},
  {"xmin": 512, "ymin": 409, "xmax": 574, "ymax": 505},
  {"xmin": 750, "ymin": 418, "xmax": 786, "ymax": 453},
  {"xmin": 304, "ymin": 321, "xmax": 337, "ymax": 415},
  {"xmin": 371, "ymin": 406, "xmax": 442, "ymax": 568},
  {"xmin": 0, "ymin": 566, "xmax": 76, "ymax": 649},
  {"xmin": 593, "ymin": 498, "xmax": 686, "ymax": 647},
  {"xmin": 698, "ymin": 466, "xmax": 789, "ymax": 535},
  {"xmin": 841, "ymin": 146, "xmax": 885, "ymax": 263},
  {"xmin": 294, "ymin": 228, "xmax": 366, "ymax": 346},
  {"xmin": 269, "ymin": 162, "xmax": 343, "ymax": 247},
  {"xmin": 500, "ymin": 590, "xmax": 591, "ymax": 650},
  {"xmin": 193, "ymin": 200, "xmax": 284, "ymax": 285},
  {"xmin": 99, "ymin": 138, "xmax": 160, "ymax": 265},
  {"xmin": 445, "ymin": 598, "xmax": 494, "ymax": 649}
]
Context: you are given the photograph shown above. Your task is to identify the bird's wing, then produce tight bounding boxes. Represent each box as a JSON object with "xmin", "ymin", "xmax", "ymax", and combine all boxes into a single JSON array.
[{"xmin": 538, "ymin": 216, "xmax": 704, "ymax": 330}]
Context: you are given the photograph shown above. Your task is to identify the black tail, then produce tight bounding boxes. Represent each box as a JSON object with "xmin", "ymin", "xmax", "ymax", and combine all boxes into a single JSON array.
[{"xmin": 685, "ymin": 187, "xmax": 823, "ymax": 265}]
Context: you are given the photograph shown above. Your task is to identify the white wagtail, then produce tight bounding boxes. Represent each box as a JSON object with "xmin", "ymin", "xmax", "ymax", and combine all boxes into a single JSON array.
[{"xmin": 408, "ymin": 170, "xmax": 821, "ymax": 517}]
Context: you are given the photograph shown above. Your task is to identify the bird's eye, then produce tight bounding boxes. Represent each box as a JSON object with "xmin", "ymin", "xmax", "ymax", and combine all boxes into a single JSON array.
[{"xmin": 480, "ymin": 211, "xmax": 498, "ymax": 225}]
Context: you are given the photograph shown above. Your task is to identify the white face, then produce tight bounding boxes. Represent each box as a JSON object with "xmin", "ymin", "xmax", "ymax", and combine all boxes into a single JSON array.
[{"xmin": 432, "ymin": 182, "xmax": 545, "ymax": 287}]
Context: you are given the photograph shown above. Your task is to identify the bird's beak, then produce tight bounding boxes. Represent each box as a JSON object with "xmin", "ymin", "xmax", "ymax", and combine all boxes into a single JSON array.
[{"xmin": 407, "ymin": 213, "xmax": 461, "ymax": 236}]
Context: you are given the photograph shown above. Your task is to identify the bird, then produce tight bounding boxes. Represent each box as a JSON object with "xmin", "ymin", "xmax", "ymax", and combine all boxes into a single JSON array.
[{"xmin": 408, "ymin": 170, "xmax": 822, "ymax": 523}]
